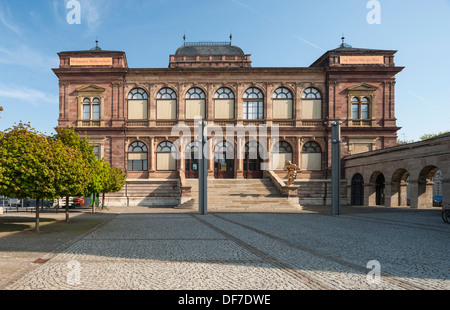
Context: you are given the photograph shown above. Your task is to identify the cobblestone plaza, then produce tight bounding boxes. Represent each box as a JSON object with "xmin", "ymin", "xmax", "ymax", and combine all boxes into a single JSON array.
[{"xmin": 3, "ymin": 207, "xmax": 449, "ymax": 290}]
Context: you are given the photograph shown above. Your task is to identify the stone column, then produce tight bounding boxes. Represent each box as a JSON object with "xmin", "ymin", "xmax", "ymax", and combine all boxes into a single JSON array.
[
  {"xmin": 442, "ymin": 179, "xmax": 450, "ymax": 208},
  {"xmin": 149, "ymin": 137, "xmax": 156, "ymax": 173},
  {"xmin": 236, "ymin": 136, "xmax": 244, "ymax": 179},
  {"xmin": 365, "ymin": 184, "xmax": 375, "ymax": 206},
  {"xmin": 384, "ymin": 182, "xmax": 392, "ymax": 208},
  {"xmin": 408, "ymin": 180, "xmax": 419, "ymax": 209}
]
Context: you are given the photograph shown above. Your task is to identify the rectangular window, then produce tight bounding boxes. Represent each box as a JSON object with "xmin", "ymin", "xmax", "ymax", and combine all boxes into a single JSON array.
[
  {"xmin": 128, "ymin": 100, "xmax": 148, "ymax": 120},
  {"xmin": 361, "ymin": 104, "xmax": 369, "ymax": 119},
  {"xmin": 302, "ymin": 100, "xmax": 321, "ymax": 119},
  {"xmin": 93, "ymin": 145, "xmax": 99, "ymax": 159},
  {"xmin": 352, "ymin": 104, "xmax": 360, "ymax": 120},
  {"xmin": 244, "ymin": 101, "xmax": 263, "ymax": 119},
  {"xmin": 92, "ymin": 105, "xmax": 100, "ymax": 120},
  {"xmin": 273, "ymin": 99, "xmax": 292, "ymax": 119},
  {"xmin": 272, "ymin": 152, "xmax": 292, "ymax": 170},
  {"xmin": 214, "ymin": 99, "xmax": 234, "ymax": 119},
  {"xmin": 186, "ymin": 99, "xmax": 205, "ymax": 119},
  {"xmin": 83, "ymin": 105, "xmax": 91, "ymax": 120},
  {"xmin": 302, "ymin": 153, "xmax": 322, "ymax": 171},
  {"xmin": 157, "ymin": 153, "xmax": 176, "ymax": 171},
  {"xmin": 157, "ymin": 100, "xmax": 177, "ymax": 120}
]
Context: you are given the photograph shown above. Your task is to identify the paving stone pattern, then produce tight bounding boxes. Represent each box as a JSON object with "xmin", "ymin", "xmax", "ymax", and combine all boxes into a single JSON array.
[{"xmin": 4, "ymin": 208, "xmax": 450, "ymax": 290}]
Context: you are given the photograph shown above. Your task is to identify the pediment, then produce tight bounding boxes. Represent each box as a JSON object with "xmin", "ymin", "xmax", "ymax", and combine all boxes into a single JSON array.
[
  {"xmin": 76, "ymin": 84, "xmax": 106, "ymax": 94},
  {"xmin": 347, "ymin": 83, "xmax": 378, "ymax": 92}
]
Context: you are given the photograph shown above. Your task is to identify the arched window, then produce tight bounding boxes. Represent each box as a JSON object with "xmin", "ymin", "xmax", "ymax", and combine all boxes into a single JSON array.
[
  {"xmin": 186, "ymin": 87, "xmax": 206, "ymax": 119},
  {"xmin": 214, "ymin": 87, "xmax": 235, "ymax": 119},
  {"xmin": 272, "ymin": 141, "xmax": 293, "ymax": 170},
  {"xmin": 243, "ymin": 87, "xmax": 264, "ymax": 120},
  {"xmin": 128, "ymin": 141, "xmax": 148, "ymax": 171},
  {"xmin": 185, "ymin": 141, "xmax": 200, "ymax": 178},
  {"xmin": 214, "ymin": 141, "xmax": 234, "ymax": 179},
  {"xmin": 273, "ymin": 87, "xmax": 293, "ymax": 119},
  {"xmin": 157, "ymin": 141, "xmax": 176, "ymax": 171},
  {"xmin": 128, "ymin": 88, "xmax": 148, "ymax": 100},
  {"xmin": 157, "ymin": 88, "xmax": 177, "ymax": 120},
  {"xmin": 302, "ymin": 141, "xmax": 322, "ymax": 171},
  {"xmin": 352, "ymin": 97, "xmax": 371, "ymax": 120},
  {"xmin": 128, "ymin": 88, "xmax": 148, "ymax": 120},
  {"xmin": 82, "ymin": 97, "xmax": 101, "ymax": 120},
  {"xmin": 301, "ymin": 87, "xmax": 322, "ymax": 120}
]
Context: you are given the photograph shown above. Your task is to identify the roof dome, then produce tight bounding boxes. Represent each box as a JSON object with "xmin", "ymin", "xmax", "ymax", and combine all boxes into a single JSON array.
[{"xmin": 175, "ymin": 42, "xmax": 245, "ymax": 56}]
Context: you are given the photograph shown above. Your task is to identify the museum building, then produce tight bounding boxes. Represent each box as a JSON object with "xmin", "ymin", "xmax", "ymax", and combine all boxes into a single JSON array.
[{"xmin": 52, "ymin": 39, "xmax": 404, "ymax": 207}]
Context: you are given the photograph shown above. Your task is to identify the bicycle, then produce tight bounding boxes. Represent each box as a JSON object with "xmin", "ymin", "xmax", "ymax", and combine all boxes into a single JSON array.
[{"xmin": 441, "ymin": 204, "xmax": 450, "ymax": 224}]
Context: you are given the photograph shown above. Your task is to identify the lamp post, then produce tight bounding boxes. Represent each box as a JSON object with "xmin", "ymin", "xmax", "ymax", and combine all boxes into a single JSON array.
[
  {"xmin": 331, "ymin": 121, "xmax": 342, "ymax": 216},
  {"xmin": 198, "ymin": 120, "xmax": 208, "ymax": 215}
]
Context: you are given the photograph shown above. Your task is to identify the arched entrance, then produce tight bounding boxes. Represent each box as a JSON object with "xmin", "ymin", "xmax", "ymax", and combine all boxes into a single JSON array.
[
  {"xmin": 391, "ymin": 169, "xmax": 409, "ymax": 207},
  {"xmin": 244, "ymin": 141, "xmax": 263, "ymax": 179},
  {"xmin": 214, "ymin": 141, "xmax": 234, "ymax": 179},
  {"xmin": 185, "ymin": 141, "xmax": 200, "ymax": 179},
  {"xmin": 418, "ymin": 165, "xmax": 440, "ymax": 208},
  {"xmin": 375, "ymin": 174, "xmax": 385, "ymax": 206},
  {"xmin": 369, "ymin": 171, "xmax": 385, "ymax": 206},
  {"xmin": 351, "ymin": 173, "xmax": 364, "ymax": 206}
]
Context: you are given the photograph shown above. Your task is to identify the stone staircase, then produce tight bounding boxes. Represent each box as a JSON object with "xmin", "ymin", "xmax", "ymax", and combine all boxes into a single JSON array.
[
  {"xmin": 178, "ymin": 179, "xmax": 301, "ymax": 212},
  {"xmin": 105, "ymin": 180, "xmax": 181, "ymax": 207}
]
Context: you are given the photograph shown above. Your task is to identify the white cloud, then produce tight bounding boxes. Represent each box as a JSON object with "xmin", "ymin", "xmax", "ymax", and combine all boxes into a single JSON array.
[
  {"xmin": 0, "ymin": 44, "xmax": 59, "ymax": 69},
  {"xmin": 293, "ymin": 34, "xmax": 325, "ymax": 52},
  {"xmin": 0, "ymin": 85, "xmax": 58, "ymax": 106},
  {"xmin": 0, "ymin": 4, "xmax": 21, "ymax": 36}
]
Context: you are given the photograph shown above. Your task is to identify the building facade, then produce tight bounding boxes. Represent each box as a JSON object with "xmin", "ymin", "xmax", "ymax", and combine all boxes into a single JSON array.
[{"xmin": 52, "ymin": 40, "xmax": 404, "ymax": 206}]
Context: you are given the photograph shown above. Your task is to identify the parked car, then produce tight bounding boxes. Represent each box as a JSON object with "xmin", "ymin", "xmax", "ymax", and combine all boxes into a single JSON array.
[
  {"xmin": 22, "ymin": 198, "xmax": 30, "ymax": 207},
  {"xmin": 8, "ymin": 198, "xmax": 20, "ymax": 206},
  {"xmin": 433, "ymin": 195, "xmax": 443, "ymax": 208}
]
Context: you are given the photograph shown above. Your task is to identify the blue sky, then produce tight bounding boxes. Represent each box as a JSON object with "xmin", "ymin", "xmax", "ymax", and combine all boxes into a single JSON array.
[{"xmin": 0, "ymin": 0, "xmax": 449, "ymax": 141}]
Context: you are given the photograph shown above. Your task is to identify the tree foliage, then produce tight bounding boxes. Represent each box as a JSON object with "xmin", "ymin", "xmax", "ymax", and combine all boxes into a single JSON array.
[
  {"xmin": 0, "ymin": 123, "xmax": 62, "ymax": 231},
  {"xmin": 419, "ymin": 131, "xmax": 449, "ymax": 141},
  {"xmin": 0, "ymin": 124, "xmax": 127, "ymax": 228}
]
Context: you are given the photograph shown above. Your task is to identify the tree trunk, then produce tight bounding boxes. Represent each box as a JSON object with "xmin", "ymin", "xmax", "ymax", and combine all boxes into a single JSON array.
[
  {"xmin": 92, "ymin": 193, "xmax": 96, "ymax": 214},
  {"xmin": 102, "ymin": 193, "xmax": 105, "ymax": 209},
  {"xmin": 35, "ymin": 198, "xmax": 40, "ymax": 232},
  {"xmin": 65, "ymin": 196, "xmax": 70, "ymax": 223}
]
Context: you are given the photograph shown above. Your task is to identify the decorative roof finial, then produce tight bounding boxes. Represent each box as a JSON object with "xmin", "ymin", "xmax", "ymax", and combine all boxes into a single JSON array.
[
  {"xmin": 340, "ymin": 34, "xmax": 352, "ymax": 48},
  {"xmin": 183, "ymin": 32, "xmax": 186, "ymax": 45},
  {"xmin": 90, "ymin": 37, "xmax": 102, "ymax": 51},
  {"xmin": 229, "ymin": 32, "xmax": 232, "ymax": 45}
]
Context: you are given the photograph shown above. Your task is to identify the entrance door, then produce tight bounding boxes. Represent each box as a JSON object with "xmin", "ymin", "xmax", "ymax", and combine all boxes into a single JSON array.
[
  {"xmin": 244, "ymin": 142, "xmax": 263, "ymax": 179},
  {"xmin": 351, "ymin": 173, "xmax": 364, "ymax": 206},
  {"xmin": 214, "ymin": 141, "xmax": 234, "ymax": 179},
  {"xmin": 185, "ymin": 141, "xmax": 199, "ymax": 179}
]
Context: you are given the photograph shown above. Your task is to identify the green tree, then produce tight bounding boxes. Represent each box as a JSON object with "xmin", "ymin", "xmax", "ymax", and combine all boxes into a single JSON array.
[
  {"xmin": 53, "ymin": 127, "xmax": 97, "ymax": 220},
  {"xmin": 0, "ymin": 123, "xmax": 60, "ymax": 231},
  {"xmin": 419, "ymin": 131, "xmax": 449, "ymax": 141},
  {"xmin": 100, "ymin": 163, "xmax": 126, "ymax": 209}
]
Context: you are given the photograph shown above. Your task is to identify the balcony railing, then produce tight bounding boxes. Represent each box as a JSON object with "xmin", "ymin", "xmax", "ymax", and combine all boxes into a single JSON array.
[
  {"xmin": 128, "ymin": 120, "xmax": 149, "ymax": 127},
  {"xmin": 350, "ymin": 120, "xmax": 372, "ymax": 127},
  {"xmin": 77, "ymin": 120, "xmax": 102, "ymax": 127}
]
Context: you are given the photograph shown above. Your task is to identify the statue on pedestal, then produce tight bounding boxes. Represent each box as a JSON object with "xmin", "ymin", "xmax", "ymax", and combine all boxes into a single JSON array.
[{"xmin": 285, "ymin": 160, "xmax": 301, "ymax": 186}]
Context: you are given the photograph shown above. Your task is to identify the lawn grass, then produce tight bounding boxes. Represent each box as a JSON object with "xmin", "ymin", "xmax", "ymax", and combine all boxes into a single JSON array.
[{"xmin": 0, "ymin": 215, "xmax": 102, "ymax": 235}]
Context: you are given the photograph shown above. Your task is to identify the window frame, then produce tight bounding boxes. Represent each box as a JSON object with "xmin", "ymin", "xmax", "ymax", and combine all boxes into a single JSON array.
[
  {"xmin": 351, "ymin": 96, "xmax": 371, "ymax": 120},
  {"xmin": 82, "ymin": 97, "xmax": 101, "ymax": 120},
  {"xmin": 128, "ymin": 141, "xmax": 148, "ymax": 172},
  {"xmin": 301, "ymin": 88, "xmax": 322, "ymax": 120},
  {"xmin": 156, "ymin": 88, "xmax": 177, "ymax": 120},
  {"xmin": 243, "ymin": 87, "xmax": 264, "ymax": 120},
  {"xmin": 273, "ymin": 87, "xmax": 294, "ymax": 119}
]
